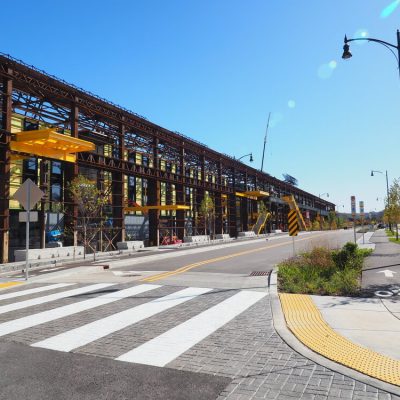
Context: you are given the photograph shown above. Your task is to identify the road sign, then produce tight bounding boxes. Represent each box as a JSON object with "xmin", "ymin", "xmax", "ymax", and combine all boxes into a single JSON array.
[
  {"xmin": 288, "ymin": 210, "xmax": 298, "ymax": 237},
  {"xmin": 13, "ymin": 178, "xmax": 44, "ymax": 210},
  {"xmin": 359, "ymin": 201, "xmax": 364, "ymax": 217},
  {"xmin": 13, "ymin": 178, "xmax": 44, "ymax": 281},
  {"xmin": 19, "ymin": 211, "xmax": 38, "ymax": 222},
  {"xmin": 351, "ymin": 196, "xmax": 356, "ymax": 217}
]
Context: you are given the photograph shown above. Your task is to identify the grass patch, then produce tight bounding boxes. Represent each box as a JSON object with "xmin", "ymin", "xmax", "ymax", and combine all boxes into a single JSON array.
[
  {"xmin": 386, "ymin": 229, "xmax": 395, "ymax": 237},
  {"xmin": 277, "ymin": 242, "xmax": 372, "ymax": 296},
  {"xmin": 386, "ymin": 229, "xmax": 400, "ymax": 243}
]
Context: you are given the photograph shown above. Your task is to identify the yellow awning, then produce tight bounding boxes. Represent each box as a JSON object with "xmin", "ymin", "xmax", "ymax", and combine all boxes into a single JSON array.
[
  {"xmin": 235, "ymin": 192, "xmax": 257, "ymax": 200},
  {"xmin": 125, "ymin": 204, "xmax": 190, "ymax": 212},
  {"xmin": 244, "ymin": 190, "xmax": 269, "ymax": 198},
  {"xmin": 10, "ymin": 129, "xmax": 95, "ymax": 163}
]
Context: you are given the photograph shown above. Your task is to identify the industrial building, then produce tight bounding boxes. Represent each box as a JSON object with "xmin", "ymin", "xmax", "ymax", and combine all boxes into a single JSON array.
[{"xmin": 0, "ymin": 54, "xmax": 335, "ymax": 262}]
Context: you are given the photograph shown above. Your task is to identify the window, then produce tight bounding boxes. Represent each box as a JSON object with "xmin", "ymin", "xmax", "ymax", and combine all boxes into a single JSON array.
[
  {"xmin": 26, "ymin": 158, "xmax": 37, "ymax": 171},
  {"xmin": 51, "ymin": 184, "xmax": 61, "ymax": 202},
  {"xmin": 52, "ymin": 161, "xmax": 61, "ymax": 175}
]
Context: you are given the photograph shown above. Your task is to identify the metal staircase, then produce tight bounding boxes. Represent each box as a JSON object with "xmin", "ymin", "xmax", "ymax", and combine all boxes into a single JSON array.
[{"xmin": 252, "ymin": 211, "xmax": 271, "ymax": 235}]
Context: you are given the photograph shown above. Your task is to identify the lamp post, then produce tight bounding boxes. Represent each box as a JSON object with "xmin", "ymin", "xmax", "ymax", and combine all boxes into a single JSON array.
[
  {"xmin": 371, "ymin": 169, "xmax": 390, "ymax": 228},
  {"xmin": 237, "ymin": 153, "xmax": 254, "ymax": 162},
  {"xmin": 342, "ymin": 30, "xmax": 400, "ymax": 77},
  {"xmin": 318, "ymin": 193, "xmax": 329, "ymax": 229}
]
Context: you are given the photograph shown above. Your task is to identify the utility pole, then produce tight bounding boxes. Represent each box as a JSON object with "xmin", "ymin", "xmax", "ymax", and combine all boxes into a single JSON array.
[{"xmin": 261, "ymin": 112, "xmax": 271, "ymax": 172}]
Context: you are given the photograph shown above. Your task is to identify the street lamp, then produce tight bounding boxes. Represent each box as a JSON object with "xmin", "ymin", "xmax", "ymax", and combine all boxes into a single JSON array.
[
  {"xmin": 371, "ymin": 169, "xmax": 390, "ymax": 227},
  {"xmin": 237, "ymin": 153, "xmax": 253, "ymax": 162},
  {"xmin": 342, "ymin": 30, "xmax": 400, "ymax": 77}
]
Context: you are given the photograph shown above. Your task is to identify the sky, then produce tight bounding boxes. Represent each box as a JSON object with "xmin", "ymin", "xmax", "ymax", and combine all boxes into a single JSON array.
[{"xmin": 2, "ymin": 0, "xmax": 400, "ymax": 213}]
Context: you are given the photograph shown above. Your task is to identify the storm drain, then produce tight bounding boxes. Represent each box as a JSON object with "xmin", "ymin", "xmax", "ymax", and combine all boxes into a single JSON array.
[{"xmin": 249, "ymin": 270, "xmax": 271, "ymax": 276}]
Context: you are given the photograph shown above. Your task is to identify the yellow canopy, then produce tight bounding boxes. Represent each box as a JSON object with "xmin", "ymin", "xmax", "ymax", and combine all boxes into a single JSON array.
[
  {"xmin": 244, "ymin": 190, "xmax": 269, "ymax": 198},
  {"xmin": 125, "ymin": 204, "xmax": 190, "ymax": 212},
  {"xmin": 10, "ymin": 129, "xmax": 95, "ymax": 163}
]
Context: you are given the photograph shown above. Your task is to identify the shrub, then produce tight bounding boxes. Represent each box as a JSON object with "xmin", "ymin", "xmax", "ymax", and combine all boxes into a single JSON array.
[
  {"xmin": 332, "ymin": 242, "xmax": 367, "ymax": 271},
  {"xmin": 277, "ymin": 242, "xmax": 371, "ymax": 296}
]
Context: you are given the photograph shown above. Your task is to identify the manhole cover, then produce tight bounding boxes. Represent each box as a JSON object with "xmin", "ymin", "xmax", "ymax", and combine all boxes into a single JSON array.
[{"xmin": 249, "ymin": 271, "xmax": 271, "ymax": 276}]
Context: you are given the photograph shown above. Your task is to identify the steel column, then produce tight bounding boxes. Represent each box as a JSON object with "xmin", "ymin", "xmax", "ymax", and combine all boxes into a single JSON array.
[
  {"xmin": 148, "ymin": 178, "xmax": 160, "ymax": 246},
  {"xmin": 0, "ymin": 70, "xmax": 12, "ymax": 262},
  {"xmin": 39, "ymin": 160, "xmax": 48, "ymax": 248},
  {"xmin": 112, "ymin": 122, "xmax": 126, "ymax": 243},
  {"xmin": 63, "ymin": 102, "xmax": 79, "ymax": 246},
  {"xmin": 175, "ymin": 146, "xmax": 185, "ymax": 239}
]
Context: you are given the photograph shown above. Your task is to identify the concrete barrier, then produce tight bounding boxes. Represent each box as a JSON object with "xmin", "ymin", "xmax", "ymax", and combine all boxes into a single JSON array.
[
  {"xmin": 116, "ymin": 241, "xmax": 145, "ymax": 251},
  {"xmin": 215, "ymin": 234, "xmax": 231, "ymax": 240},
  {"xmin": 183, "ymin": 235, "xmax": 210, "ymax": 243},
  {"xmin": 14, "ymin": 246, "xmax": 84, "ymax": 262},
  {"xmin": 238, "ymin": 231, "xmax": 257, "ymax": 238}
]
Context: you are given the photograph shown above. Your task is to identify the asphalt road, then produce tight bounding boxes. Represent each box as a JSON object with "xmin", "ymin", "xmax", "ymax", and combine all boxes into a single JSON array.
[
  {"xmin": 113, "ymin": 230, "xmax": 357, "ymax": 283},
  {"xmin": 0, "ymin": 341, "xmax": 229, "ymax": 400},
  {"xmin": 0, "ymin": 229, "xmax": 361, "ymax": 400}
]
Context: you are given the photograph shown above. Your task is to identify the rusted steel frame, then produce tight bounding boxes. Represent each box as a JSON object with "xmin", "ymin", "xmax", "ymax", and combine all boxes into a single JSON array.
[
  {"xmin": 111, "ymin": 120, "xmax": 125, "ymax": 242},
  {"xmin": 0, "ymin": 57, "xmax": 336, "ymax": 210},
  {"xmin": 63, "ymin": 101, "xmax": 79, "ymax": 246},
  {"xmin": 0, "ymin": 58, "xmax": 280, "ymax": 181},
  {"xmin": 0, "ymin": 69, "xmax": 12, "ymax": 262},
  {"xmin": 76, "ymin": 152, "xmax": 234, "ymax": 195}
]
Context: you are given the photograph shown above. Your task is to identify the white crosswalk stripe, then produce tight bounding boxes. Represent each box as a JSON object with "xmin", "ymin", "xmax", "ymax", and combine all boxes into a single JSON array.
[
  {"xmin": 116, "ymin": 290, "xmax": 267, "ymax": 366},
  {"xmin": 0, "ymin": 284, "xmax": 160, "ymax": 338},
  {"xmin": 0, "ymin": 283, "xmax": 114, "ymax": 315},
  {"xmin": 32, "ymin": 287, "xmax": 213, "ymax": 352},
  {"xmin": 0, "ymin": 283, "xmax": 74, "ymax": 301},
  {"xmin": 0, "ymin": 283, "xmax": 267, "ymax": 368}
]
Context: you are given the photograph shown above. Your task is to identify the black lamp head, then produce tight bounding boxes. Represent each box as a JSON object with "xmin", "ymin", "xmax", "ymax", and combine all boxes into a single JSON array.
[{"xmin": 342, "ymin": 42, "xmax": 352, "ymax": 60}]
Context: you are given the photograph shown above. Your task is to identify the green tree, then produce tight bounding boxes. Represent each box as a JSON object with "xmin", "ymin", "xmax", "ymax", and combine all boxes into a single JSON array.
[
  {"xmin": 384, "ymin": 179, "xmax": 400, "ymax": 240},
  {"xmin": 67, "ymin": 175, "xmax": 107, "ymax": 259},
  {"xmin": 199, "ymin": 193, "xmax": 215, "ymax": 237},
  {"xmin": 327, "ymin": 211, "xmax": 335, "ymax": 229},
  {"xmin": 311, "ymin": 219, "xmax": 320, "ymax": 231},
  {"xmin": 336, "ymin": 216, "xmax": 344, "ymax": 229}
]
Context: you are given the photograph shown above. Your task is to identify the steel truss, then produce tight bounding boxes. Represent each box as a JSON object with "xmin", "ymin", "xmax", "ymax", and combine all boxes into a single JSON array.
[{"xmin": 0, "ymin": 53, "xmax": 335, "ymax": 262}]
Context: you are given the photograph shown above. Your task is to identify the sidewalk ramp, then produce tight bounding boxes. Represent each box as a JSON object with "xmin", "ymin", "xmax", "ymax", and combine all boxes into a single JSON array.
[{"xmin": 280, "ymin": 293, "xmax": 400, "ymax": 386}]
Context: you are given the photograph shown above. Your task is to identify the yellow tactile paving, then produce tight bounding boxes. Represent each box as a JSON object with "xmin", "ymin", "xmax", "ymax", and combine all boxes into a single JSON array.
[
  {"xmin": 279, "ymin": 293, "xmax": 400, "ymax": 386},
  {"xmin": 0, "ymin": 282, "xmax": 23, "ymax": 290}
]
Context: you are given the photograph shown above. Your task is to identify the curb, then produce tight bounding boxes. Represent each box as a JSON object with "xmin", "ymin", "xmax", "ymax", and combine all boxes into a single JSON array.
[{"xmin": 269, "ymin": 271, "xmax": 400, "ymax": 396}]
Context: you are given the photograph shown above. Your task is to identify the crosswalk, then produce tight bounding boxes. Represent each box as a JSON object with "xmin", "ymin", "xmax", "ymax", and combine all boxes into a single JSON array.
[{"xmin": 0, "ymin": 282, "xmax": 267, "ymax": 368}]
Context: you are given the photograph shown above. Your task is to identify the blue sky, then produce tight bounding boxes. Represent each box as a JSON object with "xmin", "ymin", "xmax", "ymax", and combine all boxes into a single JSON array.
[{"xmin": 3, "ymin": 1, "xmax": 400, "ymax": 213}]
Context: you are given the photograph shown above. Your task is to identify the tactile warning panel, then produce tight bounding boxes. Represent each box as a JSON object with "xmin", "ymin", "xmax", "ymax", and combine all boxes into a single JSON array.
[
  {"xmin": 279, "ymin": 293, "xmax": 400, "ymax": 386},
  {"xmin": 0, "ymin": 282, "xmax": 23, "ymax": 290}
]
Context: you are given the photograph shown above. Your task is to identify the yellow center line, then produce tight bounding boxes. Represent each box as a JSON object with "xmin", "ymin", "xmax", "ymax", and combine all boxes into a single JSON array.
[{"xmin": 142, "ymin": 233, "xmax": 325, "ymax": 282}]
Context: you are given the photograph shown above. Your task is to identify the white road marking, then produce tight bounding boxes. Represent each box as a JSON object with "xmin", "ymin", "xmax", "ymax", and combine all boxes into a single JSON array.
[
  {"xmin": 32, "ymin": 287, "xmax": 212, "ymax": 352},
  {"xmin": 39, "ymin": 267, "xmax": 64, "ymax": 272},
  {"xmin": 117, "ymin": 290, "xmax": 267, "ymax": 367},
  {"xmin": 0, "ymin": 283, "xmax": 114, "ymax": 315},
  {"xmin": 0, "ymin": 283, "xmax": 74, "ymax": 301},
  {"xmin": 377, "ymin": 270, "xmax": 396, "ymax": 278},
  {"xmin": 0, "ymin": 284, "xmax": 159, "ymax": 338}
]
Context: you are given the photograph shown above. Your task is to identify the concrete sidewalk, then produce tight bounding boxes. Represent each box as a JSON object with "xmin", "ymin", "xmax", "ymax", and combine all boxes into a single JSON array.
[{"xmin": 275, "ymin": 230, "xmax": 400, "ymax": 393}]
